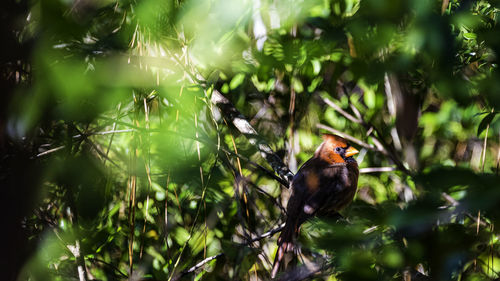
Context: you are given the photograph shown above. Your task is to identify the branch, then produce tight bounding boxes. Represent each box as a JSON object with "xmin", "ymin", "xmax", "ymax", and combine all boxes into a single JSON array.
[
  {"xmin": 153, "ymin": 52, "xmax": 294, "ymax": 187},
  {"xmin": 80, "ymin": 118, "xmax": 289, "ymax": 187},
  {"xmin": 359, "ymin": 167, "xmax": 396, "ymax": 173},
  {"xmin": 316, "ymin": 124, "xmax": 378, "ymax": 152},
  {"xmin": 173, "ymin": 223, "xmax": 285, "ymax": 281},
  {"xmin": 219, "ymin": 147, "xmax": 290, "ymax": 187},
  {"xmin": 246, "ymin": 222, "xmax": 285, "ymax": 244},
  {"xmin": 441, "ymin": 192, "xmax": 490, "ymax": 227},
  {"xmin": 211, "ymin": 89, "xmax": 294, "ymax": 187},
  {"xmin": 177, "ymin": 253, "xmax": 224, "ymax": 279},
  {"xmin": 88, "ymin": 258, "xmax": 128, "ymax": 278},
  {"xmin": 320, "ymin": 96, "xmax": 361, "ymax": 124},
  {"xmin": 248, "ymin": 181, "xmax": 287, "ymax": 214},
  {"xmin": 74, "ymin": 129, "xmax": 134, "ymax": 137},
  {"xmin": 36, "ymin": 145, "xmax": 65, "ymax": 157},
  {"xmin": 54, "ymin": 229, "xmax": 88, "ymax": 281},
  {"xmin": 320, "ymin": 87, "xmax": 410, "ymax": 175}
]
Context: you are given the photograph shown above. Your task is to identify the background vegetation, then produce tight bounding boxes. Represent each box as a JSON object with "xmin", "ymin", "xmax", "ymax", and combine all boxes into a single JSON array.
[{"xmin": 2, "ymin": 0, "xmax": 500, "ymax": 280}]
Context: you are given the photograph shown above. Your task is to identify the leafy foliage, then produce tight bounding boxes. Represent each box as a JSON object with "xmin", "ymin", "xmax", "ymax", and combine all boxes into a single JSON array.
[{"xmin": 3, "ymin": 0, "xmax": 500, "ymax": 280}]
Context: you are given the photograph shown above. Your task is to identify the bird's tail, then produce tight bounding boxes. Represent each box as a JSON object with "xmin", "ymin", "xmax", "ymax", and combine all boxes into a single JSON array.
[{"xmin": 271, "ymin": 222, "xmax": 298, "ymax": 278}]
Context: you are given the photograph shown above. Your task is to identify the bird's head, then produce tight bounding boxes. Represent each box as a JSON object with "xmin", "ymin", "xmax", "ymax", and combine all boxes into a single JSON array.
[{"xmin": 315, "ymin": 134, "xmax": 359, "ymax": 163}]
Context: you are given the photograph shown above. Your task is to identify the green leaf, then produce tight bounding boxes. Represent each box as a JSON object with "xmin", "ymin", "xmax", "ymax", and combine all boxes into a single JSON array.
[
  {"xmin": 364, "ymin": 89, "xmax": 376, "ymax": 109},
  {"xmin": 473, "ymin": 111, "xmax": 489, "ymax": 117},
  {"xmin": 477, "ymin": 112, "xmax": 497, "ymax": 136},
  {"xmin": 206, "ymin": 70, "xmax": 220, "ymax": 86},
  {"xmin": 292, "ymin": 78, "xmax": 304, "ymax": 93},
  {"xmin": 173, "ymin": 227, "xmax": 190, "ymax": 245},
  {"xmin": 463, "ymin": 32, "xmax": 477, "ymax": 40},
  {"xmin": 311, "ymin": 59, "xmax": 321, "ymax": 75},
  {"xmin": 230, "ymin": 73, "xmax": 245, "ymax": 90},
  {"xmin": 308, "ymin": 77, "xmax": 323, "ymax": 92}
]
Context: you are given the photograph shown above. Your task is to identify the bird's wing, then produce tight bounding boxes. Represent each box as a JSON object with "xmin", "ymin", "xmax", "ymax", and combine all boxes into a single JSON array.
[
  {"xmin": 308, "ymin": 163, "xmax": 358, "ymax": 216},
  {"xmin": 300, "ymin": 164, "xmax": 346, "ymax": 216},
  {"xmin": 285, "ymin": 158, "xmax": 322, "ymax": 224}
]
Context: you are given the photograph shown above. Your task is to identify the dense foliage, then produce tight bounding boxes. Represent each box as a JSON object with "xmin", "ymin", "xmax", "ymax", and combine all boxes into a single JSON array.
[{"xmin": 3, "ymin": 0, "xmax": 500, "ymax": 280}]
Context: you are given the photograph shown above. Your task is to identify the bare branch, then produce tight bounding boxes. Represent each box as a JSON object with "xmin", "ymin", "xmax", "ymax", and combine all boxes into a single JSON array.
[
  {"xmin": 349, "ymin": 103, "xmax": 363, "ymax": 122},
  {"xmin": 331, "ymin": 82, "xmax": 411, "ymax": 175},
  {"xmin": 316, "ymin": 124, "xmax": 378, "ymax": 152},
  {"xmin": 441, "ymin": 192, "xmax": 459, "ymax": 207},
  {"xmin": 36, "ymin": 145, "xmax": 65, "ymax": 157},
  {"xmin": 320, "ymin": 95, "xmax": 361, "ymax": 124},
  {"xmin": 148, "ymin": 52, "xmax": 294, "ymax": 187},
  {"xmin": 221, "ymin": 148, "xmax": 290, "ymax": 187},
  {"xmin": 54, "ymin": 229, "xmax": 88, "ymax": 281},
  {"xmin": 441, "ymin": 192, "xmax": 490, "ymax": 227},
  {"xmin": 180, "ymin": 253, "xmax": 224, "ymax": 277},
  {"xmin": 211, "ymin": 89, "xmax": 294, "ymax": 187},
  {"xmin": 174, "ymin": 223, "xmax": 285, "ymax": 280},
  {"xmin": 89, "ymin": 116, "xmax": 290, "ymax": 187},
  {"xmin": 246, "ymin": 223, "xmax": 285, "ymax": 244},
  {"xmin": 317, "ymin": 89, "xmax": 410, "ymax": 175},
  {"xmin": 359, "ymin": 167, "xmax": 396, "ymax": 173},
  {"xmin": 74, "ymin": 129, "xmax": 134, "ymax": 137},
  {"xmin": 88, "ymin": 258, "xmax": 128, "ymax": 278}
]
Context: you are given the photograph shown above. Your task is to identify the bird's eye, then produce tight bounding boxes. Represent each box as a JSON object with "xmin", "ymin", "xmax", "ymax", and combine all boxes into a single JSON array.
[{"xmin": 335, "ymin": 147, "xmax": 342, "ymax": 153}]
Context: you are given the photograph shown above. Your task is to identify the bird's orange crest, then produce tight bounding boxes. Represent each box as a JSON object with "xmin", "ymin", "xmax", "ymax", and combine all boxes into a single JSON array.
[{"xmin": 322, "ymin": 134, "xmax": 349, "ymax": 148}]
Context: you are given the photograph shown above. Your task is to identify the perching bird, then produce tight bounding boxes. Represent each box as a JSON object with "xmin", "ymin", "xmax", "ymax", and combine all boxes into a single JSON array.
[{"xmin": 271, "ymin": 134, "xmax": 359, "ymax": 278}]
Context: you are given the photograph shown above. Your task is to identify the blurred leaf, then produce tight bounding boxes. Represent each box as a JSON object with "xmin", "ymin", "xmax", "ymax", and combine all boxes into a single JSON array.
[
  {"xmin": 463, "ymin": 33, "xmax": 477, "ymax": 40},
  {"xmin": 477, "ymin": 111, "xmax": 497, "ymax": 136},
  {"xmin": 230, "ymin": 73, "xmax": 245, "ymax": 90}
]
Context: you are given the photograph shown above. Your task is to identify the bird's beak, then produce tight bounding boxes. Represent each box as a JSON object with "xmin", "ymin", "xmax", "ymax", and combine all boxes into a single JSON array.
[{"xmin": 345, "ymin": 146, "xmax": 359, "ymax": 157}]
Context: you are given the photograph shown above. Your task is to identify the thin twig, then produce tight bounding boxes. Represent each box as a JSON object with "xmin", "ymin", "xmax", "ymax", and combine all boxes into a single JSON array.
[
  {"xmin": 73, "ymin": 129, "xmax": 133, "ymax": 138},
  {"xmin": 179, "ymin": 253, "xmax": 224, "ymax": 277},
  {"xmin": 441, "ymin": 192, "xmax": 459, "ymax": 207},
  {"xmin": 441, "ymin": 192, "xmax": 490, "ymax": 227},
  {"xmin": 83, "ymin": 137, "xmax": 121, "ymax": 169},
  {"xmin": 127, "ymin": 139, "xmax": 137, "ymax": 276},
  {"xmin": 497, "ymin": 130, "xmax": 500, "ymax": 176},
  {"xmin": 174, "ymin": 223, "xmax": 286, "ymax": 280},
  {"xmin": 139, "ymin": 98, "xmax": 152, "ymax": 260},
  {"xmin": 88, "ymin": 258, "xmax": 128, "ymax": 278},
  {"xmin": 245, "ymin": 223, "xmax": 285, "ymax": 244},
  {"xmin": 333, "ymin": 83, "xmax": 410, "ymax": 174},
  {"xmin": 481, "ymin": 112, "xmax": 491, "ymax": 172},
  {"xmin": 103, "ymin": 103, "xmax": 122, "ymax": 166},
  {"xmin": 476, "ymin": 257, "xmax": 500, "ymax": 277},
  {"xmin": 125, "ymin": 53, "xmax": 295, "ymax": 187},
  {"xmin": 53, "ymin": 229, "xmax": 88, "ymax": 281},
  {"xmin": 316, "ymin": 124, "xmax": 378, "ymax": 152},
  {"xmin": 349, "ymin": 103, "xmax": 363, "ymax": 122},
  {"xmin": 36, "ymin": 145, "xmax": 65, "ymax": 157},
  {"xmin": 248, "ymin": 181, "xmax": 286, "ymax": 214},
  {"xmin": 167, "ymin": 155, "xmax": 219, "ymax": 281},
  {"xmin": 220, "ymin": 140, "xmax": 252, "ymax": 242},
  {"xmin": 359, "ymin": 167, "xmax": 396, "ymax": 173},
  {"xmin": 95, "ymin": 116, "xmax": 290, "ymax": 186},
  {"xmin": 220, "ymin": 147, "xmax": 290, "ymax": 187},
  {"xmin": 320, "ymin": 96, "xmax": 361, "ymax": 124},
  {"xmin": 211, "ymin": 90, "xmax": 294, "ymax": 187}
]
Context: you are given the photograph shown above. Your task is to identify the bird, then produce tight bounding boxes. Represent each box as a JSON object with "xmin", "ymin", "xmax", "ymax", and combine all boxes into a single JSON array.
[{"xmin": 271, "ymin": 134, "xmax": 359, "ymax": 278}]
